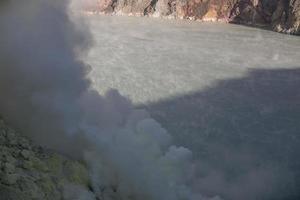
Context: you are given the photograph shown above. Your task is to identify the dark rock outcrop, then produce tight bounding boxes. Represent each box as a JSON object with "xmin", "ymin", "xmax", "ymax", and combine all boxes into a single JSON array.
[
  {"xmin": 93, "ymin": 0, "xmax": 300, "ymax": 34},
  {"xmin": 271, "ymin": 0, "xmax": 300, "ymax": 34}
]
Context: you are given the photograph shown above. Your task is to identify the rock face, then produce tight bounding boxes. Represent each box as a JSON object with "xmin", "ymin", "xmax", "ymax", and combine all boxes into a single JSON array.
[
  {"xmin": 271, "ymin": 0, "xmax": 300, "ymax": 34},
  {"xmin": 94, "ymin": 0, "xmax": 300, "ymax": 34},
  {"xmin": 0, "ymin": 118, "xmax": 93, "ymax": 200}
]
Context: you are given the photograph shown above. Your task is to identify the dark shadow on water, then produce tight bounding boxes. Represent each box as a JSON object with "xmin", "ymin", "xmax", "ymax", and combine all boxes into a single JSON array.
[{"xmin": 137, "ymin": 68, "xmax": 300, "ymax": 200}]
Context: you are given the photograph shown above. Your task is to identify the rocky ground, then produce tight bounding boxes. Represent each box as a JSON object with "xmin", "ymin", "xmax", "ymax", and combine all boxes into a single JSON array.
[
  {"xmin": 0, "ymin": 117, "xmax": 93, "ymax": 200},
  {"xmin": 87, "ymin": 0, "xmax": 300, "ymax": 35}
]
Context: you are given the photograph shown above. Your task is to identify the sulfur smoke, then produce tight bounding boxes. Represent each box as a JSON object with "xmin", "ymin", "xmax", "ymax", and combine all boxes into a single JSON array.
[{"xmin": 0, "ymin": 1, "xmax": 220, "ymax": 199}]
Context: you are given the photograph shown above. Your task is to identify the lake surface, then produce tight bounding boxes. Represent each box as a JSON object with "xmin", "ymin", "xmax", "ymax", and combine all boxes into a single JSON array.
[{"xmin": 85, "ymin": 15, "xmax": 300, "ymax": 200}]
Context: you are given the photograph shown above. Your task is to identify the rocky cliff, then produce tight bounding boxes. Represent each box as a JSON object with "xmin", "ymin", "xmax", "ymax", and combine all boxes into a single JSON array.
[
  {"xmin": 93, "ymin": 0, "xmax": 300, "ymax": 34},
  {"xmin": 0, "ymin": 117, "xmax": 94, "ymax": 200}
]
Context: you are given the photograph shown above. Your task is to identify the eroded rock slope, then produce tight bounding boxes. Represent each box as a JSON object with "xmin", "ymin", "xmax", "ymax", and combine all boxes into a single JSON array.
[{"xmin": 93, "ymin": 0, "xmax": 300, "ymax": 34}]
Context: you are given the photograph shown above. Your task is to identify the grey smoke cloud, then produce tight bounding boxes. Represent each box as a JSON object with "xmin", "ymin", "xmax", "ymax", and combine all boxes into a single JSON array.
[
  {"xmin": 0, "ymin": 1, "xmax": 219, "ymax": 199},
  {"xmin": 0, "ymin": 0, "xmax": 91, "ymax": 151},
  {"xmin": 69, "ymin": 0, "xmax": 99, "ymax": 12}
]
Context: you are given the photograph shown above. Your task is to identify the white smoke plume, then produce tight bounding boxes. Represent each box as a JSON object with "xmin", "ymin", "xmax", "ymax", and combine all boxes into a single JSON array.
[{"xmin": 0, "ymin": 0, "xmax": 220, "ymax": 199}]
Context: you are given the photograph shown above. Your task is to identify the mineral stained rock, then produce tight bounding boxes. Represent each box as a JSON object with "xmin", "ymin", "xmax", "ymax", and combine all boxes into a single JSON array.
[
  {"xmin": 0, "ymin": 118, "xmax": 93, "ymax": 200},
  {"xmin": 93, "ymin": 0, "xmax": 300, "ymax": 35}
]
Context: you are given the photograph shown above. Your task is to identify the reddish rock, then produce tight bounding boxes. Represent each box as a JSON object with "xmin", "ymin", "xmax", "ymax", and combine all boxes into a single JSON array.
[
  {"xmin": 155, "ymin": 0, "xmax": 177, "ymax": 17},
  {"xmin": 93, "ymin": 0, "xmax": 300, "ymax": 35},
  {"xmin": 114, "ymin": 0, "xmax": 153, "ymax": 15},
  {"xmin": 97, "ymin": 0, "xmax": 116, "ymax": 13}
]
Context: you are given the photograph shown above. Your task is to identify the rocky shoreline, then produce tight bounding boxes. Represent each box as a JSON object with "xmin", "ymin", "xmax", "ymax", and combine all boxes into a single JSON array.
[
  {"xmin": 83, "ymin": 0, "xmax": 300, "ymax": 35},
  {"xmin": 0, "ymin": 117, "xmax": 94, "ymax": 200}
]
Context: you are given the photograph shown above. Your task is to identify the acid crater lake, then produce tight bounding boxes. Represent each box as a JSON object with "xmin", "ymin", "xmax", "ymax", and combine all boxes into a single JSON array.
[{"xmin": 85, "ymin": 15, "xmax": 300, "ymax": 200}]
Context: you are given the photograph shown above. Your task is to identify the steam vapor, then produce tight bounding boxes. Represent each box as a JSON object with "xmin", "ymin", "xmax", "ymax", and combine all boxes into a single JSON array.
[{"xmin": 0, "ymin": 0, "xmax": 220, "ymax": 199}]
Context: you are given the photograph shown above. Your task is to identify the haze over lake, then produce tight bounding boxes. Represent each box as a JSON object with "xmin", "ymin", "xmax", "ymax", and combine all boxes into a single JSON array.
[{"xmin": 86, "ymin": 15, "xmax": 300, "ymax": 200}]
